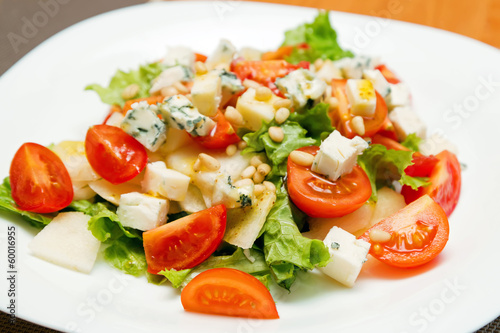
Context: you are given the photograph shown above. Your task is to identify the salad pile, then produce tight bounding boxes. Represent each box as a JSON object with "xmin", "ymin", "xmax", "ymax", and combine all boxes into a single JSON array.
[{"xmin": 1, "ymin": 11, "xmax": 461, "ymax": 320}]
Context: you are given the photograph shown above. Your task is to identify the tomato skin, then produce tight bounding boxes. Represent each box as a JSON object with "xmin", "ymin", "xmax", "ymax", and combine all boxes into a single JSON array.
[
  {"xmin": 121, "ymin": 95, "xmax": 165, "ymax": 115},
  {"xmin": 231, "ymin": 59, "xmax": 309, "ymax": 87},
  {"xmin": 181, "ymin": 268, "xmax": 279, "ymax": 319},
  {"xmin": 330, "ymin": 79, "xmax": 388, "ymax": 139},
  {"xmin": 287, "ymin": 146, "xmax": 372, "ymax": 218},
  {"xmin": 401, "ymin": 150, "xmax": 461, "ymax": 217},
  {"xmin": 375, "ymin": 64, "xmax": 400, "ymax": 84},
  {"xmin": 359, "ymin": 194, "xmax": 449, "ymax": 268},
  {"xmin": 194, "ymin": 52, "xmax": 207, "ymax": 63},
  {"xmin": 85, "ymin": 125, "xmax": 148, "ymax": 185},
  {"xmin": 144, "ymin": 205, "xmax": 227, "ymax": 274},
  {"xmin": 191, "ymin": 111, "xmax": 240, "ymax": 149},
  {"xmin": 261, "ymin": 43, "xmax": 309, "ymax": 61},
  {"xmin": 10, "ymin": 142, "xmax": 73, "ymax": 213}
]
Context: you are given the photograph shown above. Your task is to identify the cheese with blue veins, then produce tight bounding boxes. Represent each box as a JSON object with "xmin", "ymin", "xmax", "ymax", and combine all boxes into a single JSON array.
[
  {"xmin": 120, "ymin": 101, "xmax": 167, "ymax": 152},
  {"xmin": 334, "ymin": 56, "xmax": 381, "ymax": 79},
  {"xmin": 149, "ymin": 65, "xmax": 193, "ymax": 94},
  {"xmin": 311, "ymin": 130, "xmax": 368, "ymax": 181},
  {"xmin": 212, "ymin": 174, "xmax": 254, "ymax": 209},
  {"xmin": 218, "ymin": 69, "xmax": 244, "ymax": 105},
  {"xmin": 117, "ymin": 192, "xmax": 168, "ymax": 231},
  {"xmin": 275, "ymin": 68, "xmax": 326, "ymax": 110},
  {"xmin": 345, "ymin": 79, "xmax": 377, "ymax": 117},
  {"xmin": 159, "ymin": 95, "xmax": 215, "ymax": 136}
]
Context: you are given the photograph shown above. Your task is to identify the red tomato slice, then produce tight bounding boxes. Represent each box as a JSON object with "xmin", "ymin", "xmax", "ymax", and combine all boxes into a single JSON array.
[
  {"xmin": 261, "ymin": 43, "xmax": 309, "ymax": 61},
  {"xmin": 330, "ymin": 79, "xmax": 388, "ymax": 139},
  {"xmin": 194, "ymin": 52, "xmax": 207, "ymax": 63},
  {"xmin": 359, "ymin": 194, "xmax": 449, "ymax": 268},
  {"xmin": 191, "ymin": 111, "xmax": 240, "ymax": 149},
  {"xmin": 9, "ymin": 142, "xmax": 73, "ymax": 213},
  {"xmin": 231, "ymin": 59, "xmax": 309, "ymax": 87},
  {"xmin": 143, "ymin": 205, "xmax": 227, "ymax": 274},
  {"xmin": 181, "ymin": 268, "xmax": 279, "ymax": 319},
  {"xmin": 121, "ymin": 95, "xmax": 165, "ymax": 115},
  {"xmin": 401, "ymin": 150, "xmax": 461, "ymax": 217},
  {"xmin": 287, "ymin": 146, "xmax": 372, "ymax": 218},
  {"xmin": 375, "ymin": 64, "xmax": 401, "ymax": 84},
  {"xmin": 85, "ymin": 125, "xmax": 148, "ymax": 185}
]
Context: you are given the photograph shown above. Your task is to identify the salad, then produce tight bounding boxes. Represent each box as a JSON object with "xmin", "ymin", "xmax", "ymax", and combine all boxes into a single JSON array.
[{"xmin": 1, "ymin": 11, "xmax": 461, "ymax": 320}]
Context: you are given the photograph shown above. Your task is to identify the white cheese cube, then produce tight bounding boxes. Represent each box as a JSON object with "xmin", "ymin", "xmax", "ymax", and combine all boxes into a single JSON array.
[
  {"xmin": 388, "ymin": 106, "xmax": 427, "ymax": 140},
  {"xmin": 212, "ymin": 174, "xmax": 254, "ymax": 209},
  {"xmin": 117, "ymin": 192, "xmax": 168, "ymax": 231},
  {"xmin": 29, "ymin": 212, "xmax": 100, "ymax": 274},
  {"xmin": 334, "ymin": 56, "xmax": 380, "ymax": 79},
  {"xmin": 419, "ymin": 132, "xmax": 459, "ymax": 156},
  {"xmin": 387, "ymin": 82, "xmax": 410, "ymax": 110},
  {"xmin": 236, "ymin": 88, "xmax": 280, "ymax": 131},
  {"xmin": 120, "ymin": 101, "xmax": 167, "ymax": 152},
  {"xmin": 346, "ymin": 79, "xmax": 377, "ymax": 117},
  {"xmin": 315, "ymin": 59, "xmax": 343, "ymax": 83},
  {"xmin": 218, "ymin": 69, "xmax": 244, "ymax": 106},
  {"xmin": 191, "ymin": 71, "xmax": 222, "ymax": 117},
  {"xmin": 162, "ymin": 46, "xmax": 195, "ymax": 70},
  {"xmin": 238, "ymin": 47, "xmax": 262, "ymax": 61},
  {"xmin": 319, "ymin": 226, "xmax": 370, "ymax": 287},
  {"xmin": 205, "ymin": 39, "xmax": 237, "ymax": 71},
  {"xmin": 275, "ymin": 68, "xmax": 326, "ymax": 110},
  {"xmin": 142, "ymin": 161, "xmax": 190, "ymax": 201},
  {"xmin": 311, "ymin": 130, "xmax": 368, "ymax": 181},
  {"xmin": 149, "ymin": 65, "xmax": 193, "ymax": 94},
  {"xmin": 159, "ymin": 95, "xmax": 215, "ymax": 136},
  {"xmin": 362, "ymin": 69, "xmax": 391, "ymax": 98}
]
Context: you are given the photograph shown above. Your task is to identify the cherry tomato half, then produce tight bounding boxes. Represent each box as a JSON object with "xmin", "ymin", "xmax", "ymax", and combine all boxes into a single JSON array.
[
  {"xmin": 401, "ymin": 150, "xmax": 461, "ymax": 217},
  {"xmin": 121, "ymin": 95, "xmax": 165, "ymax": 116},
  {"xmin": 330, "ymin": 79, "xmax": 388, "ymax": 139},
  {"xmin": 191, "ymin": 111, "xmax": 240, "ymax": 149},
  {"xmin": 181, "ymin": 268, "xmax": 279, "ymax": 319},
  {"xmin": 375, "ymin": 64, "xmax": 401, "ymax": 84},
  {"xmin": 231, "ymin": 59, "xmax": 309, "ymax": 87},
  {"xmin": 143, "ymin": 204, "xmax": 227, "ymax": 274},
  {"xmin": 9, "ymin": 142, "xmax": 73, "ymax": 213},
  {"xmin": 359, "ymin": 194, "xmax": 449, "ymax": 268},
  {"xmin": 287, "ymin": 146, "xmax": 372, "ymax": 218},
  {"xmin": 85, "ymin": 125, "xmax": 148, "ymax": 185}
]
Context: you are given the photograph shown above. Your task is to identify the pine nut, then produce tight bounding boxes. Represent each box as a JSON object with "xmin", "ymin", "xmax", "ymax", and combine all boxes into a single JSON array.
[
  {"xmin": 351, "ymin": 116, "xmax": 366, "ymax": 136},
  {"xmin": 197, "ymin": 153, "xmax": 220, "ymax": 171},
  {"xmin": 161, "ymin": 86, "xmax": 178, "ymax": 97},
  {"xmin": 193, "ymin": 158, "xmax": 202, "ymax": 172},
  {"xmin": 234, "ymin": 178, "xmax": 254, "ymax": 187},
  {"xmin": 237, "ymin": 141, "xmax": 247, "ymax": 150},
  {"xmin": 328, "ymin": 96, "xmax": 339, "ymax": 110},
  {"xmin": 173, "ymin": 81, "xmax": 189, "ymax": 94},
  {"xmin": 314, "ymin": 58, "xmax": 324, "ymax": 70},
  {"xmin": 121, "ymin": 83, "xmax": 140, "ymax": 100},
  {"xmin": 243, "ymin": 79, "xmax": 261, "ymax": 89},
  {"xmin": 275, "ymin": 107, "xmax": 290, "ymax": 124},
  {"xmin": 263, "ymin": 181, "xmax": 276, "ymax": 192},
  {"xmin": 241, "ymin": 166, "xmax": 256, "ymax": 179},
  {"xmin": 226, "ymin": 144, "xmax": 237, "ymax": 156},
  {"xmin": 253, "ymin": 184, "xmax": 266, "ymax": 197},
  {"xmin": 253, "ymin": 171, "xmax": 265, "ymax": 184},
  {"xmin": 369, "ymin": 229, "xmax": 392, "ymax": 243},
  {"xmin": 257, "ymin": 163, "xmax": 271, "ymax": 176},
  {"xmin": 225, "ymin": 106, "xmax": 245, "ymax": 126},
  {"xmin": 250, "ymin": 155, "xmax": 266, "ymax": 167},
  {"xmin": 255, "ymin": 86, "xmax": 272, "ymax": 101},
  {"xmin": 268, "ymin": 126, "xmax": 284, "ymax": 142},
  {"xmin": 273, "ymin": 98, "xmax": 292, "ymax": 110},
  {"xmin": 290, "ymin": 150, "xmax": 315, "ymax": 167},
  {"xmin": 195, "ymin": 61, "xmax": 207, "ymax": 75}
]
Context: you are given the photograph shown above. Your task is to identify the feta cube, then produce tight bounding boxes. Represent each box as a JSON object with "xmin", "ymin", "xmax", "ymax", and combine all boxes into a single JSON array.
[
  {"xmin": 120, "ymin": 101, "xmax": 167, "ymax": 152},
  {"xmin": 311, "ymin": 130, "xmax": 368, "ymax": 181},
  {"xmin": 159, "ymin": 95, "xmax": 215, "ymax": 136},
  {"xmin": 117, "ymin": 192, "xmax": 168, "ymax": 231},
  {"xmin": 346, "ymin": 79, "xmax": 377, "ymax": 117},
  {"xmin": 319, "ymin": 226, "xmax": 370, "ymax": 287},
  {"xmin": 362, "ymin": 69, "xmax": 391, "ymax": 98},
  {"xmin": 212, "ymin": 174, "xmax": 254, "ymax": 209},
  {"xmin": 29, "ymin": 212, "xmax": 100, "ymax": 273},
  {"xmin": 205, "ymin": 39, "xmax": 237, "ymax": 71},
  {"xmin": 315, "ymin": 59, "xmax": 343, "ymax": 83},
  {"xmin": 149, "ymin": 65, "xmax": 193, "ymax": 94},
  {"xmin": 236, "ymin": 87, "xmax": 280, "ymax": 131},
  {"xmin": 162, "ymin": 46, "xmax": 195, "ymax": 70},
  {"xmin": 142, "ymin": 161, "xmax": 190, "ymax": 201},
  {"xmin": 275, "ymin": 68, "xmax": 326, "ymax": 110},
  {"xmin": 388, "ymin": 106, "xmax": 427, "ymax": 140},
  {"xmin": 191, "ymin": 71, "xmax": 222, "ymax": 117},
  {"xmin": 387, "ymin": 82, "xmax": 410, "ymax": 110}
]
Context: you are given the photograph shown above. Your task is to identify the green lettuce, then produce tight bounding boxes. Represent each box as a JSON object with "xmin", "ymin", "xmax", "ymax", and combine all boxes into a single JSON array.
[
  {"xmin": 357, "ymin": 144, "xmax": 430, "ymax": 201},
  {"xmin": 401, "ymin": 133, "xmax": 422, "ymax": 152},
  {"xmin": 104, "ymin": 236, "xmax": 147, "ymax": 277},
  {"xmin": 85, "ymin": 62, "xmax": 166, "ymax": 107},
  {"xmin": 288, "ymin": 102, "xmax": 335, "ymax": 144},
  {"xmin": 260, "ymin": 183, "xmax": 330, "ymax": 290},
  {"xmin": 282, "ymin": 11, "xmax": 353, "ymax": 63},
  {"xmin": 0, "ymin": 177, "xmax": 53, "ymax": 228}
]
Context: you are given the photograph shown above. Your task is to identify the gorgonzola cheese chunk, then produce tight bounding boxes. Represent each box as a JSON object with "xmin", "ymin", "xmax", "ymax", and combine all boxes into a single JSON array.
[
  {"xmin": 334, "ymin": 56, "xmax": 380, "ymax": 79},
  {"xmin": 159, "ymin": 95, "xmax": 215, "ymax": 136},
  {"xmin": 218, "ymin": 69, "xmax": 244, "ymax": 105},
  {"xmin": 275, "ymin": 68, "xmax": 326, "ymax": 110},
  {"xmin": 205, "ymin": 39, "xmax": 237, "ymax": 71},
  {"xmin": 117, "ymin": 192, "xmax": 168, "ymax": 231},
  {"xmin": 212, "ymin": 174, "xmax": 254, "ymax": 209}
]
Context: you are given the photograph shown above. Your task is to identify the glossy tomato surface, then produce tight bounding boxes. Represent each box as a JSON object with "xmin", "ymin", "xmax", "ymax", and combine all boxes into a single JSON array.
[{"xmin": 192, "ymin": 111, "xmax": 240, "ymax": 149}]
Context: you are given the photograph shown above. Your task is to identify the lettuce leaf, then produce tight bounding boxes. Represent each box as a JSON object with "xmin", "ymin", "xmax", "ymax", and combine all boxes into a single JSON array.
[
  {"xmin": 288, "ymin": 102, "xmax": 335, "ymax": 144},
  {"xmin": 357, "ymin": 144, "xmax": 430, "ymax": 201},
  {"xmin": 401, "ymin": 133, "xmax": 422, "ymax": 152},
  {"xmin": 260, "ymin": 183, "xmax": 330, "ymax": 289},
  {"xmin": 282, "ymin": 11, "xmax": 353, "ymax": 63},
  {"xmin": 159, "ymin": 248, "xmax": 270, "ymax": 289},
  {"xmin": 85, "ymin": 62, "xmax": 166, "ymax": 107},
  {"xmin": 0, "ymin": 177, "xmax": 53, "ymax": 228},
  {"xmin": 104, "ymin": 236, "xmax": 147, "ymax": 277}
]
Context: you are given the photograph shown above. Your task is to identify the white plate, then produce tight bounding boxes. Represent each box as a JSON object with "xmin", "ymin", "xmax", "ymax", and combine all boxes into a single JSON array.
[{"xmin": 1, "ymin": 1, "xmax": 499, "ymax": 332}]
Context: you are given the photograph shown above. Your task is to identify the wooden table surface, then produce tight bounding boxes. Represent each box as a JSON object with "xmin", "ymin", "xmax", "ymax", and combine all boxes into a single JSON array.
[{"xmin": 251, "ymin": 0, "xmax": 500, "ymax": 48}]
